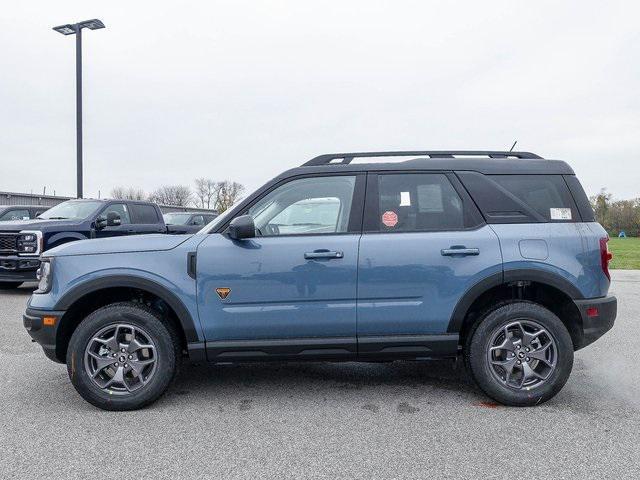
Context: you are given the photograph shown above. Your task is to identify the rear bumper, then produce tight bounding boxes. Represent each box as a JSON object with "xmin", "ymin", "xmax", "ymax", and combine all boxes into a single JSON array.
[
  {"xmin": 574, "ymin": 295, "xmax": 617, "ymax": 350},
  {"xmin": 23, "ymin": 307, "xmax": 66, "ymax": 363}
]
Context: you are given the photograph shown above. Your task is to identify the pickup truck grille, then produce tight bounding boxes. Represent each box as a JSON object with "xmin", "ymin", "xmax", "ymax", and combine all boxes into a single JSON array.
[{"xmin": 0, "ymin": 234, "xmax": 19, "ymax": 253}]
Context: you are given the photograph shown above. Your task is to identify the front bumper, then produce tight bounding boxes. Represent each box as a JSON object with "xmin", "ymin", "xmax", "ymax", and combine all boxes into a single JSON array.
[
  {"xmin": 0, "ymin": 255, "xmax": 40, "ymax": 283},
  {"xmin": 23, "ymin": 307, "xmax": 66, "ymax": 363},
  {"xmin": 574, "ymin": 295, "xmax": 617, "ymax": 350}
]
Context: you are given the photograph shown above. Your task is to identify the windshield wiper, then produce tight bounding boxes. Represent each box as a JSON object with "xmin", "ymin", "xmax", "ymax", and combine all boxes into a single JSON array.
[{"xmin": 43, "ymin": 216, "xmax": 69, "ymax": 220}]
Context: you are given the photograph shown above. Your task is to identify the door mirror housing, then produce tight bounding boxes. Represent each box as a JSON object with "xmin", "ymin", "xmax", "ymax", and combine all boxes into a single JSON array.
[
  {"xmin": 96, "ymin": 212, "xmax": 121, "ymax": 229},
  {"xmin": 228, "ymin": 215, "xmax": 255, "ymax": 240},
  {"xmin": 106, "ymin": 211, "xmax": 122, "ymax": 227}
]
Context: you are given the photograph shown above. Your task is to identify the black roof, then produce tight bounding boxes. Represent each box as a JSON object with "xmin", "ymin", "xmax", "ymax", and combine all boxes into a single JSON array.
[
  {"xmin": 282, "ymin": 150, "xmax": 575, "ymax": 177},
  {"xmin": 0, "ymin": 205, "xmax": 43, "ymax": 209},
  {"xmin": 63, "ymin": 198, "xmax": 157, "ymax": 205}
]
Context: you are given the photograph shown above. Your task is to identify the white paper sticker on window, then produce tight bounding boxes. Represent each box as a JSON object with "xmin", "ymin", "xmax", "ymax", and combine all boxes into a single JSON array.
[
  {"xmin": 550, "ymin": 208, "xmax": 572, "ymax": 220},
  {"xmin": 400, "ymin": 191, "xmax": 411, "ymax": 206}
]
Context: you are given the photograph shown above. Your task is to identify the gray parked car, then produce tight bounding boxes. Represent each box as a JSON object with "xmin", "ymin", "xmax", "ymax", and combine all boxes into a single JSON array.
[
  {"xmin": 163, "ymin": 212, "xmax": 217, "ymax": 234},
  {"xmin": 0, "ymin": 205, "xmax": 49, "ymax": 222}
]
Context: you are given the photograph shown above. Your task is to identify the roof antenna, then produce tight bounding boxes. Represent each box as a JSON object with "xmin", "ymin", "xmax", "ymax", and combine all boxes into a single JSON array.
[{"xmin": 509, "ymin": 140, "xmax": 517, "ymax": 152}]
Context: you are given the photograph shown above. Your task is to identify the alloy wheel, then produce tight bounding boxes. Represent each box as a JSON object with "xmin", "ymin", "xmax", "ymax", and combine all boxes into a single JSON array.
[
  {"xmin": 84, "ymin": 323, "xmax": 157, "ymax": 394},
  {"xmin": 486, "ymin": 319, "xmax": 558, "ymax": 390}
]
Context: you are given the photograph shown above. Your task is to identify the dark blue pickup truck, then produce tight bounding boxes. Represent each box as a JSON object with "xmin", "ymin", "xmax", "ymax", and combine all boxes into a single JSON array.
[{"xmin": 0, "ymin": 199, "xmax": 166, "ymax": 288}]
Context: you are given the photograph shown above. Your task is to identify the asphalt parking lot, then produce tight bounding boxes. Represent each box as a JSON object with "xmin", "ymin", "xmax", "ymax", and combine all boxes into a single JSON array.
[{"xmin": 1, "ymin": 271, "xmax": 639, "ymax": 479}]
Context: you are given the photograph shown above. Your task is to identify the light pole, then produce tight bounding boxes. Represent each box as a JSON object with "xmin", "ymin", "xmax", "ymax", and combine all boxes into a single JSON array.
[{"xmin": 53, "ymin": 19, "xmax": 105, "ymax": 199}]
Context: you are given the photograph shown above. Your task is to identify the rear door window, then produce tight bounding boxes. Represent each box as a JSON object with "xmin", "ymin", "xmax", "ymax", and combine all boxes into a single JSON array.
[
  {"xmin": 129, "ymin": 204, "xmax": 160, "ymax": 224},
  {"xmin": 488, "ymin": 175, "xmax": 579, "ymax": 222},
  {"xmin": 373, "ymin": 173, "xmax": 466, "ymax": 232}
]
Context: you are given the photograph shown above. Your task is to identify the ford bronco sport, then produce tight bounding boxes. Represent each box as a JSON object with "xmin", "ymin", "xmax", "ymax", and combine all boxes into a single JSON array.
[{"xmin": 23, "ymin": 151, "xmax": 616, "ymax": 410}]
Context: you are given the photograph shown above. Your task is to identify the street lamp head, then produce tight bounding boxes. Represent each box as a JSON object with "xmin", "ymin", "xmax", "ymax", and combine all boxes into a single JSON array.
[
  {"xmin": 52, "ymin": 19, "xmax": 105, "ymax": 35},
  {"xmin": 52, "ymin": 24, "xmax": 76, "ymax": 35},
  {"xmin": 78, "ymin": 19, "xmax": 105, "ymax": 30}
]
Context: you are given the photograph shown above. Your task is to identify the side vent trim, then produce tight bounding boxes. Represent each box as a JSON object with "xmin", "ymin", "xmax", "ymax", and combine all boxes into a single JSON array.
[{"xmin": 187, "ymin": 252, "xmax": 197, "ymax": 279}]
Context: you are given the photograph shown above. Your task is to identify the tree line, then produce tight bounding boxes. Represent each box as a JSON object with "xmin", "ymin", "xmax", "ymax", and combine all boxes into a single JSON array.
[
  {"xmin": 591, "ymin": 189, "xmax": 640, "ymax": 236},
  {"xmin": 110, "ymin": 179, "xmax": 245, "ymax": 213}
]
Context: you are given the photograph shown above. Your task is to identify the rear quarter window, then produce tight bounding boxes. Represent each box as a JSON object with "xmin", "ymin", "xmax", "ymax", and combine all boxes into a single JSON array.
[
  {"xmin": 489, "ymin": 175, "xmax": 579, "ymax": 222},
  {"xmin": 457, "ymin": 172, "xmax": 580, "ymax": 223}
]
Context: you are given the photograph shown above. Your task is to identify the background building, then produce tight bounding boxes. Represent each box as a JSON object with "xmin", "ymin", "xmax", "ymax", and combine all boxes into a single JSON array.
[{"xmin": 0, "ymin": 191, "xmax": 215, "ymax": 214}]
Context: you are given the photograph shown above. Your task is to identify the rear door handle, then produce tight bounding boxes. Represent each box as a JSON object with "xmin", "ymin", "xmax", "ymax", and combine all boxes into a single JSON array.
[
  {"xmin": 304, "ymin": 250, "xmax": 344, "ymax": 260},
  {"xmin": 441, "ymin": 246, "xmax": 480, "ymax": 256}
]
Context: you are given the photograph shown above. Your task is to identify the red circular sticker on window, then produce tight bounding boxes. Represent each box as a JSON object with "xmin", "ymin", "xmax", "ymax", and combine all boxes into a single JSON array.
[{"xmin": 382, "ymin": 210, "xmax": 398, "ymax": 227}]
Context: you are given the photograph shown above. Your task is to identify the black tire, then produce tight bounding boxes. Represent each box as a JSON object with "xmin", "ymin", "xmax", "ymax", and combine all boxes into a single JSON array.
[
  {"xmin": 66, "ymin": 302, "xmax": 181, "ymax": 411},
  {"xmin": 0, "ymin": 282, "xmax": 23, "ymax": 289},
  {"xmin": 466, "ymin": 301, "xmax": 574, "ymax": 407}
]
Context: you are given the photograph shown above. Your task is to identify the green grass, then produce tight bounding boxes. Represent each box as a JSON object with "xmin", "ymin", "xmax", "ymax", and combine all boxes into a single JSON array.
[{"xmin": 608, "ymin": 237, "xmax": 640, "ymax": 270}]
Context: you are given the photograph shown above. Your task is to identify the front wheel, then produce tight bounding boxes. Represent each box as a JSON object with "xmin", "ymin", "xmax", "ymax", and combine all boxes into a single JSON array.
[
  {"xmin": 466, "ymin": 302, "xmax": 574, "ymax": 406},
  {"xmin": 66, "ymin": 302, "xmax": 181, "ymax": 411}
]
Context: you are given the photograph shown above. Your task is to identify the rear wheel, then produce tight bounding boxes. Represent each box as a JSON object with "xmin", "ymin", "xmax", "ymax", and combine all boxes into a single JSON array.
[
  {"xmin": 0, "ymin": 282, "xmax": 23, "ymax": 289},
  {"xmin": 66, "ymin": 302, "xmax": 181, "ymax": 411},
  {"xmin": 466, "ymin": 301, "xmax": 574, "ymax": 406}
]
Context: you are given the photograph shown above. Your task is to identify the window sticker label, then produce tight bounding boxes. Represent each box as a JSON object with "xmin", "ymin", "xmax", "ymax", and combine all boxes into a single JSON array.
[
  {"xmin": 550, "ymin": 208, "xmax": 572, "ymax": 220},
  {"xmin": 400, "ymin": 191, "xmax": 411, "ymax": 206},
  {"xmin": 382, "ymin": 210, "xmax": 398, "ymax": 227}
]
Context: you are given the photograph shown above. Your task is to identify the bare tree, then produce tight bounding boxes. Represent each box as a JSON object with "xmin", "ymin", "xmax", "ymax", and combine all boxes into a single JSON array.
[
  {"xmin": 214, "ymin": 181, "xmax": 245, "ymax": 213},
  {"xmin": 148, "ymin": 185, "xmax": 193, "ymax": 207},
  {"xmin": 110, "ymin": 186, "xmax": 146, "ymax": 201},
  {"xmin": 194, "ymin": 178, "xmax": 219, "ymax": 209}
]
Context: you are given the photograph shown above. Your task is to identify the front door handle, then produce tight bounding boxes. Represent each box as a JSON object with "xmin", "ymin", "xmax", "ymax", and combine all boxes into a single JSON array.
[
  {"xmin": 304, "ymin": 250, "xmax": 344, "ymax": 260},
  {"xmin": 441, "ymin": 246, "xmax": 480, "ymax": 256}
]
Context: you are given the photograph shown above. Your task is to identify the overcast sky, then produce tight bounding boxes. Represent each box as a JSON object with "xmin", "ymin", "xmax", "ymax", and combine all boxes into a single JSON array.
[{"xmin": 1, "ymin": 1, "xmax": 639, "ymax": 200}]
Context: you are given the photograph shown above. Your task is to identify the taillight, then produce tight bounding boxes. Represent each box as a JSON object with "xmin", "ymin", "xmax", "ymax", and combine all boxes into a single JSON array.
[{"xmin": 599, "ymin": 237, "xmax": 613, "ymax": 281}]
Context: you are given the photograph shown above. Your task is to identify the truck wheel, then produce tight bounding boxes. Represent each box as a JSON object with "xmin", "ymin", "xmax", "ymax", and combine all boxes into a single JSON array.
[
  {"xmin": 466, "ymin": 301, "xmax": 573, "ymax": 406},
  {"xmin": 66, "ymin": 302, "xmax": 181, "ymax": 411},
  {"xmin": 0, "ymin": 282, "xmax": 23, "ymax": 289}
]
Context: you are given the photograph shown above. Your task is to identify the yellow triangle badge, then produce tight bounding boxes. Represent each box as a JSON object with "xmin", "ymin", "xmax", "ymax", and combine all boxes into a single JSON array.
[{"xmin": 216, "ymin": 287, "xmax": 231, "ymax": 300}]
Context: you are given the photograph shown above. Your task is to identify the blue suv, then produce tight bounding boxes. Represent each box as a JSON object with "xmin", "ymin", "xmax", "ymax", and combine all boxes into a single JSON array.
[{"xmin": 23, "ymin": 151, "xmax": 617, "ymax": 410}]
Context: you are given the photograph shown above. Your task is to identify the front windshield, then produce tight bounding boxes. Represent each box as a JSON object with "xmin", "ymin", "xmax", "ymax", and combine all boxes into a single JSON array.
[
  {"xmin": 38, "ymin": 200, "xmax": 103, "ymax": 220},
  {"xmin": 163, "ymin": 213, "xmax": 192, "ymax": 225}
]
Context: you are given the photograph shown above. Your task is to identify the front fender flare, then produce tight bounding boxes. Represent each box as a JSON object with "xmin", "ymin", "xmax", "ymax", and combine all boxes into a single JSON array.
[
  {"xmin": 54, "ymin": 274, "xmax": 200, "ymax": 343},
  {"xmin": 46, "ymin": 232, "xmax": 88, "ymax": 249}
]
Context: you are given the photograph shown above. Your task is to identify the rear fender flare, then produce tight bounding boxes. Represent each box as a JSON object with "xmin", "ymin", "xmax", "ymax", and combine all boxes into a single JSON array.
[{"xmin": 447, "ymin": 269, "xmax": 584, "ymax": 333}]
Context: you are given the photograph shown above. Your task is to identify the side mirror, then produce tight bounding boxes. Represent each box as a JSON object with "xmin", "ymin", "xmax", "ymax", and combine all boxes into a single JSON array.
[
  {"xmin": 228, "ymin": 215, "xmax": 255, "ymax": 240},
  {"xmin": 106, "ymin": 212, "xmax": 122, "ymax": 227}
]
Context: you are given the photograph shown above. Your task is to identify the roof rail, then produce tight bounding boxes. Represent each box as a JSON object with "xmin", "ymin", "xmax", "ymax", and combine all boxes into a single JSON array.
[{"xmin": 303, "ymin": 150, "xmax": 543, "ymax": 166}]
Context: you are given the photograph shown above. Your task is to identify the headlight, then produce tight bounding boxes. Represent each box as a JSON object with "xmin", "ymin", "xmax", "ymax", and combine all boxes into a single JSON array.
[
  {"xmin": 17, "ymin": 230, "xmax": 43, "ymax": 256},
  {"xmin": 35, "ymin": 259, "xmax": 52, "ymax": 294}
]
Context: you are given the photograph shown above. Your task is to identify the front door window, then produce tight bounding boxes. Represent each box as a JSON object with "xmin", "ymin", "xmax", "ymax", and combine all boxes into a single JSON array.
[{"xmin": 247, "ymin": 176, "xmax": 356, "ymax": 236}]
